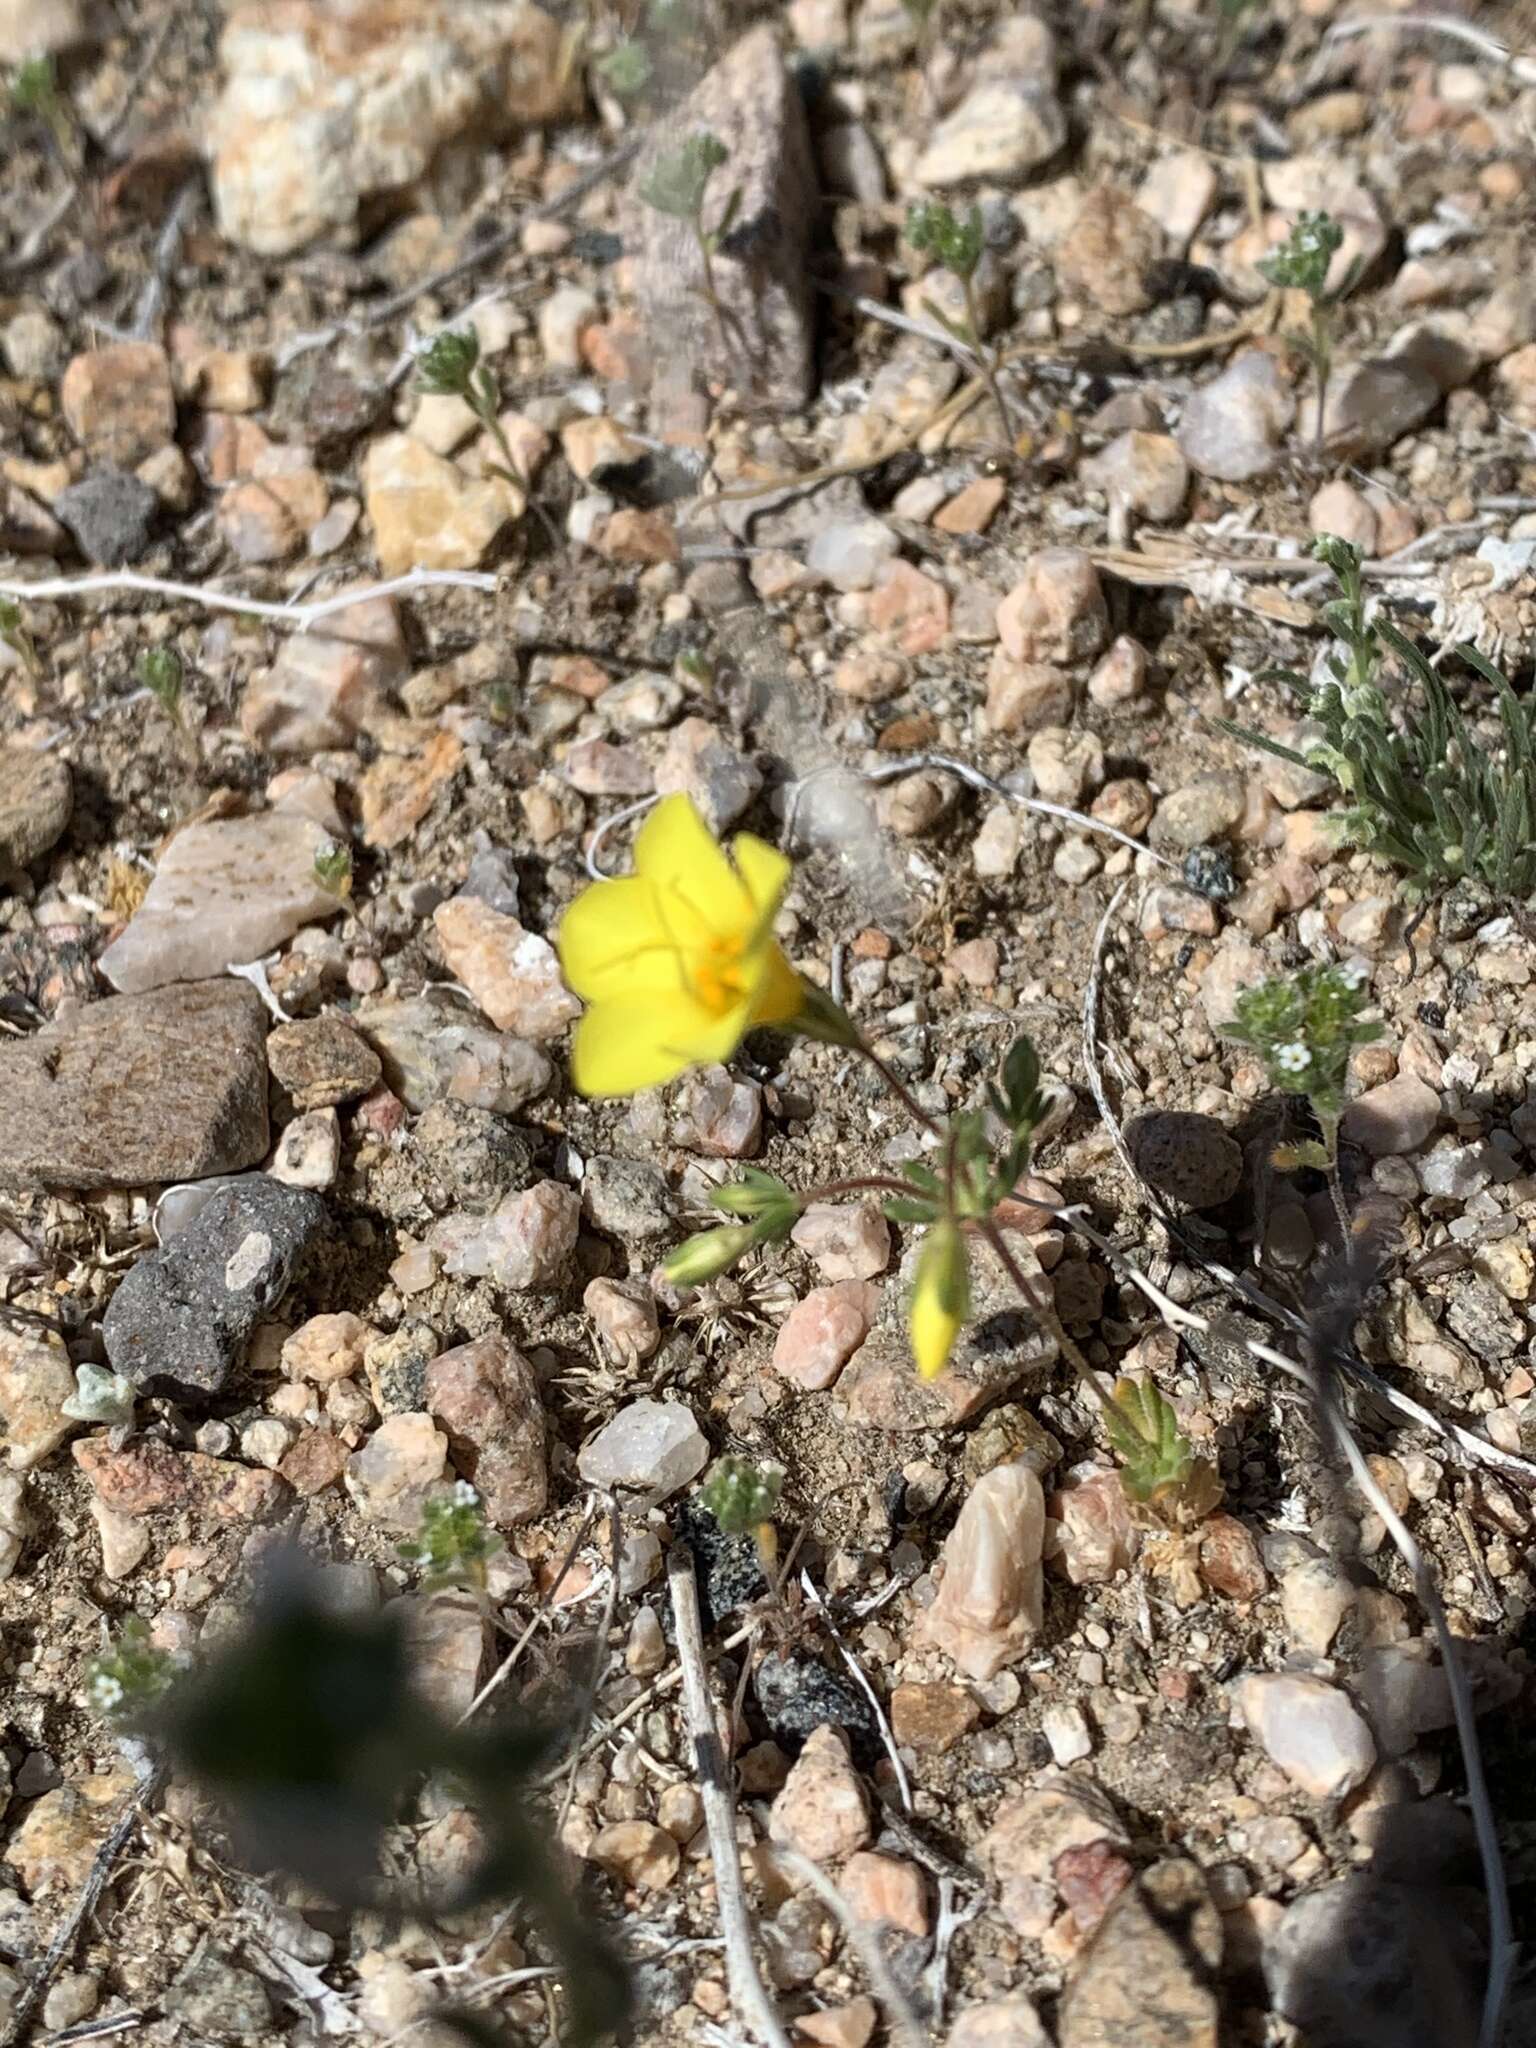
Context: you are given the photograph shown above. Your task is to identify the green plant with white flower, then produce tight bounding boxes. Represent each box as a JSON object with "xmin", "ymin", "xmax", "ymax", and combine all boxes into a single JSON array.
[
  {"xmin": 1257, "ymin": 209, "xmax": 1350, "ymax": 444},
  {"xmin": 85, "ymin": 1616, "xmax": 181, "ymax": 1726},
  {"xmin": 399, "ymin": 1482, "xmax": 502, "ymax": 1592},
  {"xmin": 1221, "ymin": 960, "xmax": 1381, "ymax": 1231},
  {"xmin": 1225, "ymin": 536, "xmax": 1536, "ymax": 908}
]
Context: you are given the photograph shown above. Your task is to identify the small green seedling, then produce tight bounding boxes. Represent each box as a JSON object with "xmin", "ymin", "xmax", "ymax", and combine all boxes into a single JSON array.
[
  {"xmin": 312, "ymin": 838, "xmax": 353, "ymax": 898},
  {"xmin": 597, "ymin": 39, "xmax": 652, "ymax": 97},
  {"xmin": 85, "ymin": 1616, "xmax": 179, "ymax": 1726},
  {"xmin": 1213, "ymin": 0, "xmax": 1265, "ymax": 74},
  {"xmin": 0, "ymin": 597, "xmax": 42, "ymax": 680},
  {"xmin": 1226, "ymin": 535, "xmax": 1536, "ymax": 907},
  {"xmin": 1102, "ymin": 1377, "xmax": 1223, "ymax": 1528},
  {"xmin": 905, "ymin": 200, "xmax": 1017, "ymax": 446},
  {"xmin": 8, "ymin": 53, "xmax": 73, "ymax": 157},
  {"xmin": 1222, "ymin": 959, "xmax": 1380, "ymax": 1170},
  {"xmin": 415, "ymin": 327, "xmax": 525, "ymax": 498},
  {"xmin": 1258, "ymin": 210, "xmax": 1349, "ymax": 444},
  {"xmin": 700, "ymin": 1455, "xmax": 784, "ymax": 1577},
  {"xmin": 638, "ymin": 130, "xmax": 741, "ymax": 355},
  {"xmin": 398, "ymin": 1482, "xmax": 502, "ymax": 1593},
  {"xmin": 137, "ymin": 647, "xmax": 184, "ymax": 729}
]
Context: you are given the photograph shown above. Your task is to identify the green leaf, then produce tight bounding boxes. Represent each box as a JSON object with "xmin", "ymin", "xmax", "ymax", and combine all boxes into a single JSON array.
[{"xmin": 1001, "ymin": 1033, "xmax": 1041, "ymax": 1125}]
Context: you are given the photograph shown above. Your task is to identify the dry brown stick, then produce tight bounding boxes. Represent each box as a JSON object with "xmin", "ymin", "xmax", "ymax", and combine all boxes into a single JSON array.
[
  {"xmin": 461, "ymin": 1496, "xmax": 598, "ymax": 1722},
  {"xmin": 667, "ymin": 1547, "xmax": 791, "ymax": 2048},
  {"xmin": 0, "ymin": 1764, "xmax": 165, "ymax": 2048},
  {"xmin": 554, "ymin": 1493, "xmax": 623, "ymax": 1835}
]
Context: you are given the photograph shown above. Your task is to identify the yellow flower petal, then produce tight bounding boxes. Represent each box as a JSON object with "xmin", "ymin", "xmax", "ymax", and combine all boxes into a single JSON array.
[
  {"xmin": 556, "ymin": 877, "xmax": 677, "ymax": 1002},
  {"xmin": 748, "ymin": 941, "xmax": 807, "ymax": 1029},
  {"xmin": 732, "ymin": 829, "xmax": 792, "ymax": 928},
  {"xmin": 633, "ymin": 795, "xmax": 750, "ymax": 933},
  {"xmin": 570, "ymin": 1004, "xmax": 694, "ymax": 1095}
]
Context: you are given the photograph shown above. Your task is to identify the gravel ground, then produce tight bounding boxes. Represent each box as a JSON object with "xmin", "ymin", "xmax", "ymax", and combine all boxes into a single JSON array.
[{"xmin": 1, "ymin": 2, "xmax": 1535, "ymax": 2045}]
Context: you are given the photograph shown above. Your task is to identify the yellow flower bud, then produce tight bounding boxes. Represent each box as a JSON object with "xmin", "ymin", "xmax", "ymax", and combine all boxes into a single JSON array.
[
  {"xmin": 908, "ymin": 1223, "xmax": 969, "ymax": 1381},
  {"xmin": 663, "ymin": 1224, "xmax": 755, "ymax": 1288}
]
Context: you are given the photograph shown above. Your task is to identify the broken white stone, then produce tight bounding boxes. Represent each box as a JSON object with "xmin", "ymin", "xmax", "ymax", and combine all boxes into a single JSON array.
[
  {"xmin": 919, "ymin": 1462, "xmax": 1045, "ymax": 1680},
  {"xmin": 1235, "ymin": 1672, "xmax": 1376, "ymax": 1799},
  {"xmin": 576, "ymin": 1398, "xmax": 708, "ymax": 1506}
]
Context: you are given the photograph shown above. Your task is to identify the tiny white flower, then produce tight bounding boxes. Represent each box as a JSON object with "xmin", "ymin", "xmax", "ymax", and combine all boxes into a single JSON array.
[
  {"xmin": 91, "ymin": 1674, "xmax": 124, "ymax": 1709},
  {"xmin": 451, "ymin": 1480, "xmax": 480, "ymax": 1508},
  {"xmin": 1339, "ymin": 958, "xmax": 1369, "ymax": 989},
  {"xmin": 1275, "ymin": 1042, "xmax": 1311, "ymax": 1074}
]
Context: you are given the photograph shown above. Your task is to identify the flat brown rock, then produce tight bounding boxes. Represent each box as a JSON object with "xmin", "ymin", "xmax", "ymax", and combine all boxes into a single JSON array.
[{"xmin": 0, "ymin": 980, "xmax": 269, "ymax": 1191}]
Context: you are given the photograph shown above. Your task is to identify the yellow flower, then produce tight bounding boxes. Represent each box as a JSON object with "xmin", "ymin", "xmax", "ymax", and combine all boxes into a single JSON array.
[
  {"xmin": 558, "ymin": 794, "xmax": 804, "ymax": 1097},
  {"xmin": 909, "ymin": 1222, "xmax": 969, "ymax": 1381}
]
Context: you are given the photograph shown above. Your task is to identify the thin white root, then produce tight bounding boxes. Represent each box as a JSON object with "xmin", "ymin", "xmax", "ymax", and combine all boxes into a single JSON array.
[
  {"xmin": 769, "ymin": 1846, "xmax": 927, "ymax": 2048},
  {"xmin": 667, "ymin": 1547, "xmax": 792, "ymax": 2048},
  {"xmin": 0, "ymin": 567, "xmax": 498, "ymax": 631},
  {"xmin": 1044, "ymin": 1201, "xmax": 1512, "ymax": 2048}
]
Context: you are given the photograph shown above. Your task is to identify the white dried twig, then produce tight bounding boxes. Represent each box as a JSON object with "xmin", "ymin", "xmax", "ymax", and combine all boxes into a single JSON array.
[
  {"xmin": 667, "ymin": 1546, "xmax": 792, "ymax": 2048},
  {"xmin": 797, "ymin": 1567, "xmax": 912, "ymax": 1815},
  {"xmin": 0, "ymin": 567, "xmax": 498, "ymax": 630},
  {"xmin": 1045, "ymin": 1199, "xmax": 1512, "ymax": 2048},
  {"xmin": 768, "ymin": 1845, "xmax": 926, "ymax": 2048}
]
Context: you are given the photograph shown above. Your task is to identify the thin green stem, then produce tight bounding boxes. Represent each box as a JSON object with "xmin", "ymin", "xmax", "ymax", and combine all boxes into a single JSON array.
[
  {"xmin": 1311, "ymin": 304, "xmax": 1331, "ymax": 446},
  {"xmin": 854, "ymin": 1041, "xmax": 941, "ymax": 1136},
  {"xmin": 800, "ymin": 1174, "xmax": 917, "ymax": 1205},
  {"xmin": 696, "ymin": 223, "xmax": 730, "ymax": 358},
  {"xmin": 977, "ymin": 1216, "xmax": 1115, "ymax": 1410},
  {"xmin": 964, "ymin": 274, "xmax": 1015, "ymax": 448}
]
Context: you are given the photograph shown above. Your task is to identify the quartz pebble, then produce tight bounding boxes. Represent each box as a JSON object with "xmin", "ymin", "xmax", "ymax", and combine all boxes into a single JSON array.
[
  {"xmin": 346, "ymin": 1413, "xmax": 448, "ymax": 1529},
  {"xmin": 583, "ymin": 1277, "xmax": 662, "ymax": 1363},
  {"xmin": 1342, "ymin": 1075, "xmax": 1441, "ymax": 1157},
  {"xmin": 1177, "ymin": 350, "xmax": 1295, "ymax": 482},
  {"xmin": 1235, "ymin": 1672, "xmax": 1376, "ymax": 1799},
  {"xmin": 769, "ymin": 1725, "xmax": 870, "ymax": 1864},
  {"xmin": 588, "ymin": 1821, "xmax": 680, "ymax": 1892},
  {"xmin": 426, "ymin": 1334, "xmax": 547, "ymax": 1526},
  {"xmin": 208, "ymin": 3, "xmax": 575, "ymax": 256},
  {"xmin": 1081, "ymin": 430, "xmax": 1188, "ymax": 521},
  {"xmin": 920, "ymin": 1462, "xmax": 1045, "ymax": 1680},
  {"xmin": 430, "ymin": 1181, "xmax": 579, "ymax": 1292},
  {"xmin": 433, "ymin": 897, "xmax": 579, "ymax": 1039},
  {"xmin": 0, "ymin": 1324, "xmax": 75, "ymax": 1469},
  {"xmin": 772, "ymin": 1281, "xmax": 878, "ymax": 1391},
  {"xmin": 791, "ymin": 1202, "xmax": 891, "ymax": 1281},
  {"xmin": 99, "ymin": 813, "xmax": 342, "ymax": 995},
  {"xmin": 996, "ymin": 550, "xmax": 1108, "ymax": 667},
  {"xmin": 944, "ymin": 1997, "xmax": 1050, "ymax": 2048},
  {"xmin": 672, "ymin": 1066, "xmax": 763, "ymax": 1157},
  {"xmin": 576, "ymin": 1399, "xmax": 708, "ymax": 1505}
]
